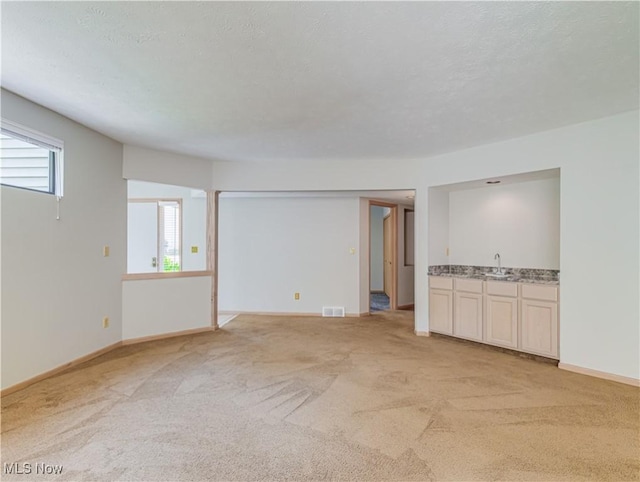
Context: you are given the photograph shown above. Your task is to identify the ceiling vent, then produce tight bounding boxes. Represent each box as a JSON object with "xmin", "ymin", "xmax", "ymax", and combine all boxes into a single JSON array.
[{"xmin": 322, "ymin": 306, "xmax": 345, "ymax": 317}]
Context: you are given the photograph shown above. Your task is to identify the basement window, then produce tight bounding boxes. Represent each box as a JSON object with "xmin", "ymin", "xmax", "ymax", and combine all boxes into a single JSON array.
[{"xmin": 0, "ymin": 120, "xmax": 63, "ymax": 195}]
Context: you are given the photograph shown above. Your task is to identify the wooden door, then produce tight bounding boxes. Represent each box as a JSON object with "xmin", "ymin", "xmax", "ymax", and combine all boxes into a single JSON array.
[
  {"xmin": 454, "ymin": 292, "xmax": 483, "ymax": 341},
  {"xmin": 485, "ymin": 295, "xmax": 518, "ymax": 348},
  {"xmin": 383, "ymin": 214, "xmax": 392, "ymax": 297},
  {"xmin": 521, "ymin": 299, "xmax": 558, "ymax": 358},
  {"xmin": 429, "ymin": 289, "xmax": 453, "ymax": 334}
]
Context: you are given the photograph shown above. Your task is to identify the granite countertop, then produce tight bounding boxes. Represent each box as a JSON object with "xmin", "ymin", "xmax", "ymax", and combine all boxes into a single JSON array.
[
  {"xmin": 428, "ymin": 265, "xmax": 559, "ymax": 285},
  {"xmin": 429, "ymin": 272, "xmax": 559, "ymax": 285}
]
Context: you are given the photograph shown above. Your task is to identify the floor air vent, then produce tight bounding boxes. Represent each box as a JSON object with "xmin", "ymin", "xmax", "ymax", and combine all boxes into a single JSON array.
[{"xmin": 322, "ymin": 306, "xmax": 345, "ymax": 317}]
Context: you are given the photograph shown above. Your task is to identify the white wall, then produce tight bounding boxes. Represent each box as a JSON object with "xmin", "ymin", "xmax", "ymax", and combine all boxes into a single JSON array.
[
  {"xmin": 358, "ymin": 198, "xmax": 370, "ymax": 313},
  {"xmin": 405, "ymin": 209, "xmax": 415, "ymax": 266},
  {"xmin": 413, "ymin": 113, "xmax": 638, "ymax": 380},
  {"xmin": 218, "ymin": 197, "xmax": 361, "ymax": 314},
  {"xmin": 122, "ymin": 277, "xmax": 211, "ymax": 340},
  {"xmin": 127, "ymin": 181, "xmax": 206, "ymax": 271},
  {"xmin": 123, "ymin": 145, "xmax": 213, "ymax": 190},
  {"xmin": 428, "ymin": 188, "xmax": 450, "ymax": 266},
  {"xmin": 123, "ymin": 110, "xmax": 639, "ymax": 382},
  {"xmin": 1, "ymin": 89, "xmax": 126, "ymax": 390},
  {"xmin": 370, "ymin": 206, "xmax": 384, "ymax": 291},
  {"xmin": 448, "ymin": 178, "xmax": 560, "ymax": 268}
]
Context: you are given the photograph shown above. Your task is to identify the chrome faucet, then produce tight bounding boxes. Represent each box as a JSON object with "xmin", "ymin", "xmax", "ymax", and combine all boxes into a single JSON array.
[{"xmin": 494, "ymin": 253, "xmax": 503, "ymax": 274}]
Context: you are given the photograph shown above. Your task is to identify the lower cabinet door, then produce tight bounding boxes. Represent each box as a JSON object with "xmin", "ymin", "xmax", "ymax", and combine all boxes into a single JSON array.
[
  {"xmin": 429, "ymin": 289, "xmax": 453, "ymax": 334},
  {"xmin": 520, "ymin": 299, "xmax": 559, "ymax": 358},
  {"xmin": 485, "ymin": 295, "xmax": 518, "ymax": 348},
  {"xmin": 454, "ymin": 292, "xmax": 483, "ymax": 341}
]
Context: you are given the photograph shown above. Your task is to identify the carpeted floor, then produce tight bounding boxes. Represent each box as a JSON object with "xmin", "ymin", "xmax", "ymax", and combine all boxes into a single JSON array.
[
  {"xmin": 1, "ymin": 311, "xmax": 638, "ymax": 481},
  {"xmin": 370, "ymin": 292, "xmax": 390, "ymax": 312}
]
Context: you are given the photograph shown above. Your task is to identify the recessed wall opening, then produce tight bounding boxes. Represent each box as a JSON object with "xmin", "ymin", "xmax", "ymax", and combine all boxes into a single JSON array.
[
  {"xmin": 127, "ymin": 180, "xmax": 206, "ymax": 274},
  {"xmin": 428, "ymin": 168, "xmax": 560, "ymax": 272},
  {"xmin": 217, "ymin": 189, "xmax": 415, "ymax": 328},
  {"xmin": 427, "ymin": 168, "xmax": 561, "ymax": 358}
]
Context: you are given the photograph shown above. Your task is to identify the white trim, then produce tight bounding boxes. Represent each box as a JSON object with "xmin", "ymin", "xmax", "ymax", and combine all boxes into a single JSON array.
[
  {"xmin": 122, "ymin": 270, "xmax": 212, "ymax": 281},
  {"xmin": 1, "ymin": 118, "xmax": 64, "ymax": 196},
  {"xmin": 0, "ymin": 118, "xmax": 64, "ymax": 151},
  {"xmin": 558, "ymin": 363, "xmax": 639, "ymax": 387}
]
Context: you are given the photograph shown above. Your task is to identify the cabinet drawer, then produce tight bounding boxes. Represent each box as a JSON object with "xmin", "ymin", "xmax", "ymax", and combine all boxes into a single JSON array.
[
  {"xmin": 430, "ymin": 276, "xmax": 453, "ymax": 290},
  {"xmin": 454, "ymin": 278, "xmax": 483, "ymax": 294},
  {"xmin": 486, "ymin": 281, "xmax": 518, "ymax": 297},
  {"xmin": 521, "ymin": 284, "xmax": 558, "ymax": 302}
]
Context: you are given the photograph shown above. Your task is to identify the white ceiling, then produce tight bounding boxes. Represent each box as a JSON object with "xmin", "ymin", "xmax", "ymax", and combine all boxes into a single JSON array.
[{"xmin": 1, "ymin": 2, "xmax": 638, "ymax": 163}]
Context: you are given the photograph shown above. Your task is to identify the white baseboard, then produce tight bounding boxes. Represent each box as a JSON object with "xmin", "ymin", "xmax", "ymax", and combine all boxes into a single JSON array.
[
  {"xmin": 1, "ymin": 341, "xmax": 122, "ymax": 397},
  {"xmin": 218, "ymin": 314, "xmax": 239, "ymax": 327},
  {"xmin": 558, "ymin": 363, "xmax": 639, "ymax": 387},
  {"xmin": 219, "ymin": 310, "xmax": 364, "ymax": 317},
  {"xmin": 122, "ymin": 326, "xmax": 215, "ymax": 346}
]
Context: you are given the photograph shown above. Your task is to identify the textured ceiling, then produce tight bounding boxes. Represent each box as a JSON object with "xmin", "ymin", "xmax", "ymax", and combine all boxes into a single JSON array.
[{"xmin": 1, "ymin": 2, "xmax": 638, "ymax": 163}]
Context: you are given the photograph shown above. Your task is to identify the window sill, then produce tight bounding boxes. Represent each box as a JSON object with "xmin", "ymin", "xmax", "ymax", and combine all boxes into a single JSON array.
[{"xmin": 122, "ymin": 270, "xmax": 212, "ymax": 281}]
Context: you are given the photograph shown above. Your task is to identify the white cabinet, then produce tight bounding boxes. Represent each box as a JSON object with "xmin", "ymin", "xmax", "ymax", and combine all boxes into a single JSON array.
[
  {"xmin": 428, "ymin": 276, "xmax": 559, "ymax": 359},
  {"xmin": 454, "ymin": 292, "xmax": 483, "ymax": 341},
  {"xmin": 485, "ymin": 295, "xmax": 518, "ymax": 349},
  {"xmin": 430, "ymin": 276, "xmax": 453, "ymax": 290},
  {"xmin": 521, "ymin": 299, "xmax": 558, "ymax": 358},
  {"xmin": 429, "ymin": 289, "xmax": 453, "ymax": 334}
]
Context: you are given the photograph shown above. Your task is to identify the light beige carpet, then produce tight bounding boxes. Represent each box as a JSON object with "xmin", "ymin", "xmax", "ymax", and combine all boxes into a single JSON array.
[{"xmin": 1, "ymin": 311, "xmax": 638, "ymax": 481}]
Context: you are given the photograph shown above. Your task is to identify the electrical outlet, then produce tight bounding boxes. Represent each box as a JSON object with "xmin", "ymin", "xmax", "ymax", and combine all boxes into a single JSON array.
[
  {"xmin": 446, "ymin": 247, "xmax": 450, "ymax": 256},
  {"xmin": 294, "ymin": 292, "xmax": 300, "ymax": 300},
  {"xmin": 102, "ymin": 317, "xmax": 109, "ymax": 328},
  {"xmin": 103, "ymin": 246, "xmax": 110, "ymax": 257}
]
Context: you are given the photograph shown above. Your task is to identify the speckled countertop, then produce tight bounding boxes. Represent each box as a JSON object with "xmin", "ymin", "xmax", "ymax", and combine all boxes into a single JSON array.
[
  {"xmin": 428, "ymin": 265, "xmax": 559, "ymax": 285},
  {"xmin": 429, "ymin": 272, "xmax": 559, "ymax": 285}
]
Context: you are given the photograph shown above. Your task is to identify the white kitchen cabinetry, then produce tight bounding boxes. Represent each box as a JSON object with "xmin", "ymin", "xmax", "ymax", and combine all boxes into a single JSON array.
[
  {"xmin": 485, "ymin": 280, "xmax": 518, "ymax": 349},
  {"xmin": 485, "ymin": 296, "xmax": 518, "ymax": 348},
  {"xmin": 428, "ymin": 276, "xmax": 559, "ymax": 359},
  {"xmin": 454, "ymin": 291, "xmax": 483, "ymax": 341},
  {"xmin": 429, "ymin": 289, "xmax": 453, "ymax": 335},
  {"xmin": 453, "ymin": 278, "xmax": 484, "ymax": 341},
  {"xmin": 520, "ymin": 284, "xmax": 559, "ymax": 358}
]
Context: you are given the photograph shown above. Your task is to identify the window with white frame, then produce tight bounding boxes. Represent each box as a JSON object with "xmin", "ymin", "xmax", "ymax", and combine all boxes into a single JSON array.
[
  {"xmin": 127, "ymin": 199, "xmax": 182, "ymax": 273},
  {"xmin": 0, "ymin": 120, "xmax": 63, "ymax": 195},
  {"xmin": 159, "ymin": 201, "xmax": 181, "ymax": 272}
]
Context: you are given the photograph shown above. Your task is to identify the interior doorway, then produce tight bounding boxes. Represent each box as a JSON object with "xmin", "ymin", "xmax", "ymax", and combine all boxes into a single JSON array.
[{"xmin": 369, "ymin": 201, "xmax": 398, "ymax": 312}]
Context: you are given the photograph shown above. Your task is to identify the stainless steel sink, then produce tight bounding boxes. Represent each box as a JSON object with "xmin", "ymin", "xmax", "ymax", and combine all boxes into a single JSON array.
[{"xmin": 484, "ymin": 272, "xmax": 510, "ymax": 279}]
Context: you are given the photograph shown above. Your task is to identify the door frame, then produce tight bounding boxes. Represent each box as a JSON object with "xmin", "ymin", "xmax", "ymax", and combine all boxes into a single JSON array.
[{"xmin": 369, "ymin": 200, "xmax": 398, "ymax": 312}]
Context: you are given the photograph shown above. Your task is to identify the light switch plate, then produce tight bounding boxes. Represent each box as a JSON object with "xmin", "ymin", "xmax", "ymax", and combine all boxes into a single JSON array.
[
  {"xmin": 191, "ymin": 246, "xmax": 198, "ymax": 253},
  {"xmin": 103, "ymin": 246, "xmax": 110, "ymax": 257}
]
